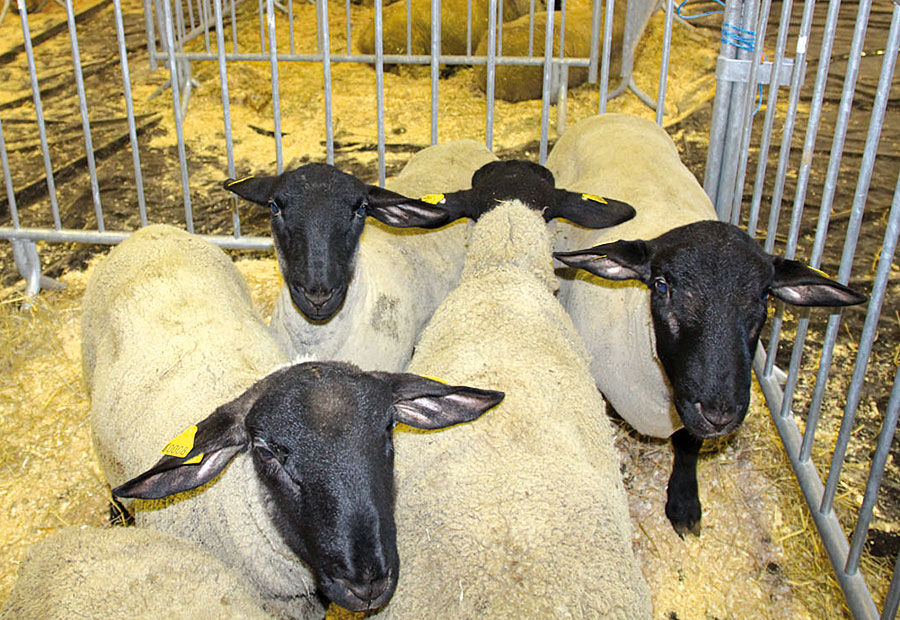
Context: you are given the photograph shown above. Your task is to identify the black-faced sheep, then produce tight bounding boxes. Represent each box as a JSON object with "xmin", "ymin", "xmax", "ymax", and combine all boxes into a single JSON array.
[
  {"xmin": 82, "ymin": 224, "xmax": 503, "ymax": 617},
  {"xmin": 547, "ymin": 113, "xmax": 866, "ymax": 536}
]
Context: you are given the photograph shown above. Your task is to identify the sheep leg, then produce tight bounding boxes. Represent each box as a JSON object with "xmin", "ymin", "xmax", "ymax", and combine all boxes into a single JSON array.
[{"xmin": 665, "ymin": 428, "xmax": 703, "ymax": 538}]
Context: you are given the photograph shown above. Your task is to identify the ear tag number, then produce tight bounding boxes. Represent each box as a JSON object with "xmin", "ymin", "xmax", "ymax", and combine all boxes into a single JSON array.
[
  {"xmin": 420, "ymin": 193, "xmax": 446, "ymax": 205},
  {"xmin": 183, "ymin": 452, "xmax": 204, "ymax": 465},
  {"xmin": 581, "ymin": 193, "xmax": 608, "ymax": 205},
  {"xmin": 161, "ymin": 425, "xmax": 198, "ymax": 458}
]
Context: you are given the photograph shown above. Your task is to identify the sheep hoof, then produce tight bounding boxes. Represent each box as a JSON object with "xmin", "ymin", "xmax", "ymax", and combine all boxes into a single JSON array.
[
  {"xmin": 671, "ymin": 518, "xmax": 702, "ymax": 539},
  {"xmin": 665, "ymin": 495, "xmax": 701, "ymax": 539}
]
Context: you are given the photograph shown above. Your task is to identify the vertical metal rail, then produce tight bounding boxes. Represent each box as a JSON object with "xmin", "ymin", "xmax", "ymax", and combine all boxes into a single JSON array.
[
  {"xmin": 703, "ymin": 0, "xmax": 744, "ymax": 209},
  {"xmin": 345, "ymin": 0, "xmax": 351, "ymax": 55},
  {"xmin": 538, "ymin": 5, "xmax": 555, "ymax": 164},
  {"xmin": 319, "ymin": 0, "xmax": 334, "ymax": 165},
  {"xmin": 266, "ymin": 0, "xmax": 284, "ymax": 174},
  {"xmin": 597, "ymin": 0, "xmax": 614, "ymax": 113},
  {"xmin": 655, "ymin": 0, "xmax": 675, "ymax": 125},
  {"xmin": 230, "ymin": 0, "xmax": 238, "ymax": 52},
  {"xmin": 213, "ymin": 0, "xmax": 240, "ymax": 236},
  {"xmin": 18, "ymin": 0, "xmax": 62, "ymax": 230},
  {"xmin": 64, "ymin": 0, "xmax": 104, "ymax": 232},
  {"xmin": 142, "ymin": 0, "xmax": 158, "ymax": 70},
  {"xmin": 161, "ymin": 0, "xmax": 194, "ymax": 232},
  {"xmin": 288, "ymin": 0, "xmax": 295, "ymax": 54},
  {"xmin": 0, "ymin": 117, "xmax": 19, "ymax": 229},
  {"xmin": 726, "ymin": 0, "xmax": 771, "ymax": 225},
  {"xmin": 774, "ymin": 0, "xmax": 872, "ymax": 429},
  {"xmin": 374, "ymin": 0, "xmax": 386, "ymax": 186},
  {"xmin": 745, "ymin": 0, "xmax": 796, "ymax": 238},
  {"xmin": 485, "ymin": 0, "xmax": 498, "ymax": 151},
  {"xmin": 588, "ymin": 0, "xmax": 601, "ymax": 83},
  {"xmin": 528, "ymin": 0, "xmax": 535, "ymax": 56},
  {"xmin": 557, "ymin": 0, "xmax": 568, "ymax": 134},
  {"xmin": 430, "ymin": 0, "xmax": 440, "ymax": 145},
  {"xmin": 466, "ymin": 0, "xmax": 472, "ymax": 55}
]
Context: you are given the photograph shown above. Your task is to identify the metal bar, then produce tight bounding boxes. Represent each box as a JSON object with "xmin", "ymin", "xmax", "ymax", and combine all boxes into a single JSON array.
[
  {"xmin": 0, "ymin": 115, "xmax": 20, "ymax": 228},
  {"xmin": 846, "ymin": 171, "xmax": 900, "ymax": 575},
  {"xmin": 320, "ymin": 0, "xmax": 334, "ymax": 165},
  {"xmin": 65, "ymin": 0, "xmax": 105, "ymax": 233},
  {"xmin": 467, "ymin": 0, "xmax": 472, "ymax": 55},
  {"xmin": 756, "ymin": 352, "xmax": 879, "ymax": 619},
  {"xmin": 745, "ymin": 0, "xmax": 795, "ymax": 238},
  {"xmin": 230, "ymin": 0, "xmax": 238, "ymax": 52},
  {"xmin": 142, "ymin": 0, "xmax": 158, "ymax": 70},
  {"xmin": 258, "ymin": 0, "xmax": 265, "ymax": 51},
  {"xmin": 18, "ymin": 0, "xmax": 62, "ymax": 230},
  {"xmin": 588, "ymin": 0, "xmax": 601, "ymax": 83},
  {"xmin": 213, "ymin": 0, "xmax": 240, "ymax": 237},
  {"xmin": 528, "ymin": 0, "xmax": 535, "ymax": 56},
  {"xmin": 151, "ymin": 50, "xmax": 597, "ymax": 65},
  {"xmin": 0, "ymin": 227, "xmax": 272, "ymax": 249},
  {"xmin": 374, "ymin": 0, "xmax": 386, "ymax": 186},
  {"xmin": 485, "ymin": 0, "xmax": 498, "ymax": 151},
  {"xmin": 288, "ymin": 0, "xmax": 295, "ymax": 55},
  {"xmin": 655, "ymin": 0, "xmax": 676, "ymax": 125},
  {"xmin": 703, "ymin": 0, "xmax": 743, "ymax": 210},
  {"xmin": 538, "ymin": 5, "xmax": 555, "ymax": 164},
  {"xmin": 266, "ymin": 0, "xmax": 284, "ymax": 174},
  {"xmin": 497, "ymin": 0, "xmax": 503, "ymax": 55},
  {"xmin": 406, "ymin": 0, "xmax": 411, "ymax": 54},
  {"xmin": 187, "ymin": 0, "xmax": 197, "ymax": 33},
  {"xmin": 598, "ymin": 0, "xmax": 614, "ymax": 113},
  {"xmin": 345, "ymin": 0, "xmax": 351, "ymax": 55},
  {"xmin": 161, "ymin": 0, "xmax": 194, "ymax": 232},
  {"xmin": 202, "ymin": 0, "xmax": 212, "ymax": 52},
  {"xmin": 800, "ymin": 1, "xmax": 899, "ymax": 462},
  {"xmin": 557, "ymin": 0, "xmax": 567, "ymax": 133},
  {"xmin": 727, "ymin": 0, "xmax": 769, "ymax": 224},
  {"xmin": 430, "ymin": 0, "xmax": 440, "ymax": 145}
]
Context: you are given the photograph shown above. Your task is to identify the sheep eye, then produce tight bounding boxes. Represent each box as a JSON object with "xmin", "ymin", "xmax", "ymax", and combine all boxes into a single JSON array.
[
  {"xmin": 654, "ymin": 278, "xmax": 669, "ymax": 295},
  {"xmin": 354, "ymin": 198, "xmax": 368, "ymax": 218},
  {"xmin": 256, "ymin": 440, "xmax": 288, "ymax": 463},
  {"xmin": 268, "ymin": 200, "xmax": 281, "ymax": 216}
]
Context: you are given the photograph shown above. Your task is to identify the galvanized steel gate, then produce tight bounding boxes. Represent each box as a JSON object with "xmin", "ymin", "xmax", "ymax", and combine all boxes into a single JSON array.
[{"xmin": 1, "ymin": 0, "xmax": 899, "ymax": 616}]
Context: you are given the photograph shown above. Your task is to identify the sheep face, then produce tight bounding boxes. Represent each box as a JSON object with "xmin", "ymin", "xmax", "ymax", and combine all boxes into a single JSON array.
[
  {"xmin": 554, "ymin": 220, "xmax": 867, "ymax": 440},
  {"xmin": 437, "ymin": 160, "xmax": 636, "ymax": 228},
  {"xmin": 224, "ymin": 164, "xmax": 457, "ymax": 321},
  {"xmin": 114, "ymin": 361, "xmax": 504, "ymax": 612}
]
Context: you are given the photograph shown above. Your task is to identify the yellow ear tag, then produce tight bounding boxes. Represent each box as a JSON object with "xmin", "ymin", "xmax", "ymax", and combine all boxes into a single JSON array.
[
  {"xmin": 581, "ymin": 193, "xmax": 608, "ymax": 204},
  {"xmin": 419, "ymin": 193, "xmax": 446, "ymax": 205},
  {"xmin": 225, "ymin": 175, "xmax": 253, "ymax": 189},
  {"xmin": 182, "ymin": 452, "xmax": 204, "ymax": 465},
  {"xmin": 161, "ymin": 425, "xmax": 198, "ymax": 458},
  {"xmin": 809, "ymin": 266, "xmax": 831, "ymax": 279},
  {"xmin": 423, "ymin": 375, "xmax": 447, "ymax": 384}
]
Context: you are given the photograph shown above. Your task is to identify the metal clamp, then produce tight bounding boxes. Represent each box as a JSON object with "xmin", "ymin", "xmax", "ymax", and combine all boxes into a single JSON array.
[{"xmin": 715, "ymin": 56, "xmax": 798, "ymax": 87}]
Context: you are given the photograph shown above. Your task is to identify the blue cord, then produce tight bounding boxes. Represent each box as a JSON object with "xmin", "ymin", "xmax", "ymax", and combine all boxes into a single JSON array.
[{"xmin": 674, "ymin": 0, "xmax": 764, "ymax": 116}]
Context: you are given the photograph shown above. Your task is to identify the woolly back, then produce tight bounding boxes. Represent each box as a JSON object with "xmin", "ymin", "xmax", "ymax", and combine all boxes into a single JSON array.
[
  {"xmin": 386, "ymin": 202, "xmax": 652, "ymax": 618},
  {"xmin": 460, "ymin": 199, "xmax": 558, "ymax": 294},
  {"xmin": 0, "ymin": 527, "xmax": 272, "ymax": 620},
  {"xmin": 546, "ymin": 113, "xmax": 715, "ymax": 243},
  {"xmin": 82, "ymin": 225, "xmax": 288, "ymax": 488}
]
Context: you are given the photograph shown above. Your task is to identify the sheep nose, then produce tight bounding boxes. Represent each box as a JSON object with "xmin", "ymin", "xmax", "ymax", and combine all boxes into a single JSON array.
[
  {"xmin": 303, "ymin": 286, "xmax": 335, "ymax": 308},
  {"xmin": 694, "ymin": 401, "xmax": 734, "ymax": 430},
  {"xmin": 335, "ymin": 574, "xmax": 393, "ymax": 609}
]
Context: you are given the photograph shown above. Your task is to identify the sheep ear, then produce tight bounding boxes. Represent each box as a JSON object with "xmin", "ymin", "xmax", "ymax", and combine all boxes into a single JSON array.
[
  {"xmin": 111, "ymin": 377, "xmax": 273, "ymax": 499},
  {"xmin": 769, "ymin": 257, "xmax": 867, "ymax": 307},
  {"xmin": 366, "ymin": 185, "xmax": 464, "ymax": 229},
  {"xmin": 553, "ymin": 239, "xmax": 651, "ymax": 282},
  {"xmin": 374, "ymin": 372, "xmax": 504, "ymax": 430},
  {"xmin": 223, "ymin": 175, "xmax": 279, "ymax": 206},
  {"xmin": 544, "ymin": 190, "xmax": 636, "ymax": 229}
]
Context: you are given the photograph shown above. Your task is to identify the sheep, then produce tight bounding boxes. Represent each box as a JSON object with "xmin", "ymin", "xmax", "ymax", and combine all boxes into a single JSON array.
[
  {"xmin": 371, "ymin": 161, "xmax": 651, "ymax": 618},
  {"xmin": 224, "ymin": 141, "xmax": 497, "ymax": 371},
  {"xmin": 474, "ymin": 0, "xmax": 625, "ymax": 102},
  {"xmin": 546, "ymin": 113, "xmax": 867, "ymax": 536},
  {"xmin": 82, "ymin": 224, "xmax": 504, "ymax": 618},
  {"xmin": 357, "ymin": 0, "xmax": 544, "ymax": 59},
  {"xmin": 0, "ymin": 526, "xmax": 273, "ymax": 620}
]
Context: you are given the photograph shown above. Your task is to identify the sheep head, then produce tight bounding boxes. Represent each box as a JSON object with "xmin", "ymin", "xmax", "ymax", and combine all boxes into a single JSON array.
[
  {"xmin": 224, "ymin": 164, "xmax": 456, "ymax": 321},
  {"xmin": 114, "ymin": 361, "xmax": 504, "ymax": 612},
  {"xmin": 554, "ymin": 220, "xmax": 867, "ymax": 440}
]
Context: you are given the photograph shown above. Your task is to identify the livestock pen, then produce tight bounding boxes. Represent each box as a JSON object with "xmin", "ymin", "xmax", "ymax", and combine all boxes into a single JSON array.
[{"xmin": 0, "ymin": 0, "xmax": 898, "ymax": 617}]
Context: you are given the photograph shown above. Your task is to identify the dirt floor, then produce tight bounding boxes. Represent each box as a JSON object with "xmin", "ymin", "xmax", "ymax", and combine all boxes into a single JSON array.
[{"xmin": 1, "ymin": 0, "xmax": 898, "ymax": 617}]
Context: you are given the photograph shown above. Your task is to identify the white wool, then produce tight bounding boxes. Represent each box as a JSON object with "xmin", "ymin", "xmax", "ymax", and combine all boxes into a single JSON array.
[
  {"xmin": 269, "ymin": 139, "xmax": 497, "ymax": 371},
  {"xmin": 377, "ymin": 201, "xmax": 652, "ymax": 618},
  {"xmin": 0, "ymin": 527, "xmax": 272, "ymax": 620},
  {"xmin": 82, "ymin": 224, "xmax": 322, "ymax": 620},
  {"xmin": 545, "ymin": 113, "xmax": 717, "ymax": 437}
]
